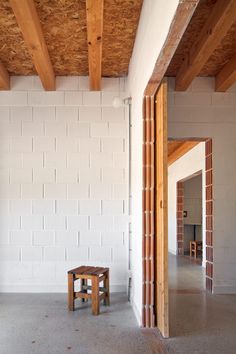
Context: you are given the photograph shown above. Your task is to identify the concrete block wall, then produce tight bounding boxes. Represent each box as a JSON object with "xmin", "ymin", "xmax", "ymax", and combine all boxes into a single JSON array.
[{"xmin": 0, "ymin": 76, "xmax": 128, "ymax": 292}]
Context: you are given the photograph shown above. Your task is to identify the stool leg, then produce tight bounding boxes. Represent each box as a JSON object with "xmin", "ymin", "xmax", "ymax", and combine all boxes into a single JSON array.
[
  {"xmin": 68, "ymin": 273, "xmax": 74, "ymax": 311},
  {"xmin": 104, "ymin": 270, "xmax": 110, "ymax": 306},
  {"xmin": 81, "ymin": 279, "xmax": 88, "ymax": 303},
  {"xmin": 92, "ymin": 276, "xmax": 99, "ymax": 315}
]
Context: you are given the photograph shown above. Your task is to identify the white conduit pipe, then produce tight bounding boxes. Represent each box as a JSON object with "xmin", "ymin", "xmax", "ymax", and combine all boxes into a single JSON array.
[{"xmin": 112, "ymin": 96, "xmax": 132, "ymax": 301}]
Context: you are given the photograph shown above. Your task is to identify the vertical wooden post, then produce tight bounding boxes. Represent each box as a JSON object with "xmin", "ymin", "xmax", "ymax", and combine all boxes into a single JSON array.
[
  {"xmin": 68, "ymin": 273, "xmax": 75, "ymax": 311},
  {"xmin": 81, "ymin": 278, "xmax": 88, "ymax": 302},
  {"xmin": 155, "ymin": 79, "xmax": 169, "ymax": 338},
  {"xmin": 104, "ymin": 270, "xmax": 110, "ymax": 305},
  {"xmin": 91, "ymin": 276, "xmax": 100, "ymax": 315}
]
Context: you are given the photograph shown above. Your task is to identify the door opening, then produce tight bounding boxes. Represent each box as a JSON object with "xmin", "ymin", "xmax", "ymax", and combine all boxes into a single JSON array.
[{"xmin": 168, "ymin": 139, "xmax": 213, "ymax": 293}]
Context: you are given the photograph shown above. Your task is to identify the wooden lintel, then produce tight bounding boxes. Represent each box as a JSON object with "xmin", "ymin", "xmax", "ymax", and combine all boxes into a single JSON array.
[
  {"xmin": 168, "ymin": 141, "xmax": 199, "ymax": 166},
  {"xmin": 144, "ymin": 0, "xmax": 199, "ymax": 96},
  {"xmin": 86, "ymin": 0, "xmax": 104, "ymax": 91},
  {"xmin": 175, "ymin": 0, "xmax": 236, "ymax": 91},
  {"xmin": 215, "ymin": 53, "xmax": 236, "ymax": 92},
  {"xmin": 0, "ymin": 61, "xmax": 10, "ymax": 90},
  {"xmin": 10, "ymin": 0, "xmax": 55, "ymax": 91}
]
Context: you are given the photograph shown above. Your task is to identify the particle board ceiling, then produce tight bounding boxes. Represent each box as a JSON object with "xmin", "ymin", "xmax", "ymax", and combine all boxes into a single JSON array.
[
  {"xmin": 166, "ymin": 0, "xmax": 236, "ymax": 78},
  {"xmin": 0, "ymin": 0, "xmax": 143, "ymax": 77}
]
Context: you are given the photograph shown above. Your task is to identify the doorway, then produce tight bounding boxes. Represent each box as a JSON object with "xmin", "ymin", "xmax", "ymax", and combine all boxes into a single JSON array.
[
  {"xmin": 168, "ymin": 138, "xmax": 213, "ymax": 293},
  {"xmin": 177, "ymin": 173, "xmax": 203, "ymax": 259},
  {"xmin": 142, "ymin": 77, "xmax": 213, "ymax": 336},
  {"xmin": 175, "ymin": 172, "xmax": 204, "ymax": 290}
]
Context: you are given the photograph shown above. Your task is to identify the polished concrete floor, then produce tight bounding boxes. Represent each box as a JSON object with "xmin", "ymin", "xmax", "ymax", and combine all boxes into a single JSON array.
[
  {"xmin": 0, "ymin": 292, "xmax": 157, "ymax": 354},
  {"xmin": 169, "ymin": 253, "xmax": 204, "ymax": 291},
  {"xmin": 1, "ymin": 256, "xmax": 236, "ymax": 354},
  {"xmin": 167, "ymin": 254, "xmax": 236, "ymax": 353}
]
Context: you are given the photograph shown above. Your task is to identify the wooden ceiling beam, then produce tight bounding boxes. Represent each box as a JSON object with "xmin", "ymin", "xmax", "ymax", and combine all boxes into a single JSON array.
[
  {"xmin": 0, "ymin": 61, "xmax": 10, "ymax": 90},
  {"xmin": 215, "ymin": 53, "xmax": 236, "ymax": 92},
  {"xmin": 9, "ymin": 0, "xmax": 55, "ymax": 91},
  {"xmin": 86, "ymin": 0, "xmax": 104, "ymax": 91},
  {"xmin": 175, "ymin": 0, "xmax": 236, "ymax": 91},
  {"xmin": 168, "ymin": 141, "xmax": 199, "ymax": 166}
]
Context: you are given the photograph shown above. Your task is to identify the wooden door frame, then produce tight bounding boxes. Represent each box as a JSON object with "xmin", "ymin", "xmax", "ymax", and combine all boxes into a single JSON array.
[
  {"xmin": 155, "ymin": 80, "xmax": 169, "ymax": 337},
  {"xmin": 141, "ymin": 0, "xmax": 199, "ymax": 337},
  {"xmin": 142, "ymin": 79, "xmax": 169, "ymax": 337}
]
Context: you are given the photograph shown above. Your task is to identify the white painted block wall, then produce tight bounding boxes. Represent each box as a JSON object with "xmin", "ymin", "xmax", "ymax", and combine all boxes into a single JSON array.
[
  {"xmin": 184, "ymin": 175, "xmax": 203, "ymax": 251},
  {"xmin": 184, "ymin": 175, "xmax": 202, "ymax": 226},
  {"xmin": 169, "ymin": 77, "xmax": 236, "ymax": 294},
  {"xmin": 0, "ymin": 76, "xmax": 129, "ymax": 292},
  {"xmin": 168, "ymin": 143, "xmax": 206, "ymax": 265}
]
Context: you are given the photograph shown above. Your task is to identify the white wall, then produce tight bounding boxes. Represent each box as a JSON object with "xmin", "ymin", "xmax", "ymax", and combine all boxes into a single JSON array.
[
  {"xmin": 184, "ymin": 175, "xmax": 202, "ymax": 226},
  {"xmin": 168, "ymin": 77, "xmax": 236, "ymax": 294},
  {"xmin": 127, "ymin": 0, "xmax": 179, "ymax": 325},
  {"xmin": 0, "ymin": 76, "xmax": 129, "ymax": 293},
  {"xmin": 168, "ymin": 143, "xmax": 206, "ymax": 264}
]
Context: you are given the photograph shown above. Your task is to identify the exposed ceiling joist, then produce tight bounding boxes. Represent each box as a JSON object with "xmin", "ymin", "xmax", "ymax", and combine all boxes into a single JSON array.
[
  {"xmin": 0, "ymin": 61, "xmax": 10, "ymax": 90},
  {"xmin": 168, "ymin": 141, "xmax": 199, "ymax": 166},
  {"xmin": 175, "ymin": 0, "xmax": 236, "ymax": 91},
  {"xmin": 215, "ymin": 53, "xmax": 236, "ymax": 92},
  {"xmin": 86, "ymin": 0, "xmax": 104, "ymax": 91},
  {"xmin": 9, "ymin": 0, "xmax": 55, "ymax": 91}
]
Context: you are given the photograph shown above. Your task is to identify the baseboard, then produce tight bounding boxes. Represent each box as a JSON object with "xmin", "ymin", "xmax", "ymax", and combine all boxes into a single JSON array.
[
  {"xmin": 168, "ymin": 249, "xmax": 177, "ymax": 255},
  {"xmin": 131, "ymin": 298, "xmax": 142, "ymax": 326},
  {"xmin": 213, "ymin": 285, "xmax": 236, "ymax": 294},
  {"xmin": 0, "ymin": 283, "xmax": 126, "ymax": 293}
]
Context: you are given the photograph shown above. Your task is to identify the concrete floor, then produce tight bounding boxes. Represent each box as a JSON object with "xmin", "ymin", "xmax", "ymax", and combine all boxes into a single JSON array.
[
  {"xmin": 1, "ymin": 256, "xmax": 236, "ymax": 354},
  {"xmin": 169, "ymin": 253, "xmax": 205, "ymax": 290},
  {"xmin": 0, "ymin": 292, "xmax": 159, "ymax": 354},
  {"xmin": 167, "ymin": 254, "xmax": 236, "ymax": 353}
]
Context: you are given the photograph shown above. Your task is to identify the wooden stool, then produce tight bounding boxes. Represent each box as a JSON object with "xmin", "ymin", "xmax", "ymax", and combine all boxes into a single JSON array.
[
  {"xmin": 190, "ymin": 241, "xmax": 202, "ymax": 258},
  {"xmin": 67, "ymin": 265, "xmax": 110, "ymax": 315}
]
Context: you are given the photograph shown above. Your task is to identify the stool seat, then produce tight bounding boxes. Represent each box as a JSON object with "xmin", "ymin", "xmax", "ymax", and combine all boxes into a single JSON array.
[
  {"xmin": 68, "ymin": 265, "xmax": 109, "ymax": 276},
  {"xmin": 67, "ymin": 265, "xmax": 110, "ymax": 315}
]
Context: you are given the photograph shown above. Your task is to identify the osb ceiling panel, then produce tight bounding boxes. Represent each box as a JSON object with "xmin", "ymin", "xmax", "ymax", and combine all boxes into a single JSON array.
[
  {"xmin": 0, "ymin": 0, "xmax": 35, "ymax": 74},
  {"xmin": 166, "ymin": 0, "xmax": 236, "ymax": 77},
  {"xmin": 102, "ymin": 0, "xmax": 143, "ymax": 77},
  {"xmin": 35, "ymin": 0, "xmax": 88, "ymax": 76},
  {"xmin": 0, "ymin": 0, "xmax": 143, "ymax": 77},
  {"xmin": 201, "ymin": 22, "xmax": 236, "ymax": 76}
]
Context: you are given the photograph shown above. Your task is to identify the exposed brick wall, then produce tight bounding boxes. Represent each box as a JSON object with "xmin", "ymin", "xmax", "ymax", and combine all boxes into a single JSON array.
[
  {"xmin": 0, "ymin": 76, "xmax": 128, "ymax": 292},
  {"xmin": 142, "ymin": 96, "xmax": 155, "ymax": 328},
  {"xmin": 205, "ymin": 138, "xmax": 213, "ymax": 292},
  {"xmin": 176, "ymin": 181, "xmax": 184, "ymax": 255}
]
